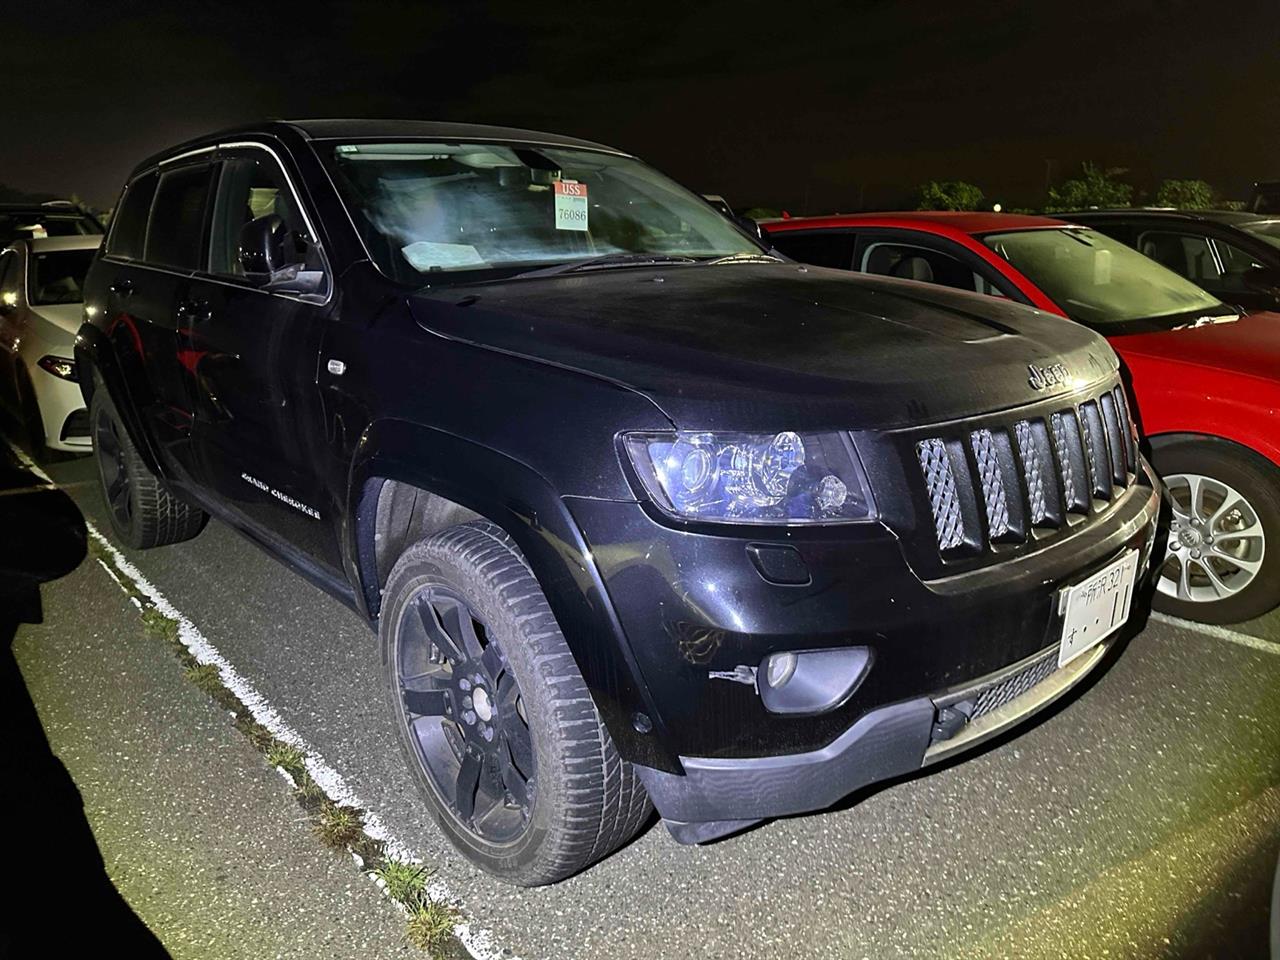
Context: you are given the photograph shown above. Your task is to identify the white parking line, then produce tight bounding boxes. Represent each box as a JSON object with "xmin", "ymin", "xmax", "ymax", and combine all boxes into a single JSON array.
[
  {"xmin": 7, "ymin": 443, "xmax": 516, "ymax": 960},
  {"xmin": 6, "ymin": 444, "xmax": 56, "ymax": 486},
  {"xmin": 0, "ymin": 481, "xmax": 60, "ymax": 496},
  {"xmin": 1151, "ymin": 611, "xmax": 1280, "ymax": 656},
  {"xmin": 0, "ymin": 478, "xmax": 97, "ymax": 496}
]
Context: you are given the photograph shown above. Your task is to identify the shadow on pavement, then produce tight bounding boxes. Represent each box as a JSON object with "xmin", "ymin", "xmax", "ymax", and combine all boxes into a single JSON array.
[{"xmin": 0, "ymin": 443, "xmax": 169, "ymax": 958}]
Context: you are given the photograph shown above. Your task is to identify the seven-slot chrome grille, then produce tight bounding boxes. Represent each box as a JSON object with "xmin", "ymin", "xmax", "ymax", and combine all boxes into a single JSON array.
[{"xmin": 915, "ymin": 382, "xmax": 1138, "ymax": 556}]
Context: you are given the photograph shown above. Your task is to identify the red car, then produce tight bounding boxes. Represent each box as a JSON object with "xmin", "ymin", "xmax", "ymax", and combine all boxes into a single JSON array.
[{"xmin": 764, "ymin": 212, "xmax": 1280, "ymax": 624}]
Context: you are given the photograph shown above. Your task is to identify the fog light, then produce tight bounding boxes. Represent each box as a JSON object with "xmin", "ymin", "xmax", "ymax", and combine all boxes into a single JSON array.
[
  {"xmin": 758, "ymin": 647, "xmax": 872, "ymax": 716},
  {"xmin": 764, "ymin": 651, "xmax": 798, "ymax": 688}
]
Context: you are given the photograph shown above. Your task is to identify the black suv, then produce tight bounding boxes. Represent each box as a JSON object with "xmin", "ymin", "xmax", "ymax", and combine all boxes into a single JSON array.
[
  {"xmin": 1059, "ymin": 209, "xmax": 1280, "ymax": 313},
  {"xmin": 78, "ymin": 120, "xmax": 1161, "ymax": 885}
]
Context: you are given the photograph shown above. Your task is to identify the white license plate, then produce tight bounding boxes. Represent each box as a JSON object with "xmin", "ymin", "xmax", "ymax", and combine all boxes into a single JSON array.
[{"xmin": 1057, "ymin": 550, "xmax": 1139, "ymax": 667}]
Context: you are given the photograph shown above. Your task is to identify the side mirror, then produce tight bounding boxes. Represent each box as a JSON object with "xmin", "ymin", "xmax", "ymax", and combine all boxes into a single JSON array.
[
  {"xmin": 238, "ymin": 213, "xmax": 288, "ymax": 281},
  {"xmin": 734, "ymin": 215, "xmax": 766, "ymax": 242}
]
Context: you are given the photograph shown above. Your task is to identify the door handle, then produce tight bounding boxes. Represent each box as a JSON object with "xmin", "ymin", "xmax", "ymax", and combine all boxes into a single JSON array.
[
  {"xmin": 109, "ymin": 279, "xmax": 134, "ymax": 297},
  {"xmin": 176, "ymin": 299, "xmax": 212, "ymax": 323}
]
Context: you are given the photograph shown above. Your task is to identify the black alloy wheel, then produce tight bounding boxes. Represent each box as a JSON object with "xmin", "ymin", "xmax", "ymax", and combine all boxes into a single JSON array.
[
  {"xmin": 394, "ymin": 584, "xmax": 535, "ymax": 842},
  {"xmin": 379, "ymin": 521, "xmax": 651, "ymax": 885},
  {"xmin": 94, "ymin": 402, "xmax": 133, "ymax": 531},
  {"xmin": 87, "ymin": 379, "xmax": 207, "ymax": 549}
]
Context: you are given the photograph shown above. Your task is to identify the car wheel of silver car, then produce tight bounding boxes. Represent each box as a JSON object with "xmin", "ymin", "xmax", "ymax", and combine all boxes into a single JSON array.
[
  {"xmin": 380, "ymin": 520, "xmax": 651, "ymax": 885},
  {"xmin": 1151, "ymin": 438, "xmax": 1280, "ymax": 624},
  {"xmin": 89, "ymin": 378, "xmax": 208, "ymax": 550}
]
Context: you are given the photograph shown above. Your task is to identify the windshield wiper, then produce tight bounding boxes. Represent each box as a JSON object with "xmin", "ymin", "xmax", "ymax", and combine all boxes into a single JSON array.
[
  {"xmin": 1172, "ymin": 313, "xmax": 1240, "ymax": 329},
  {"xmin": 510, "ymin": 253, "xmax": 700, "ymax": 279},
  {"xmin": 701, "ymin": 251, "xmax": 784, "ymax": 265}
]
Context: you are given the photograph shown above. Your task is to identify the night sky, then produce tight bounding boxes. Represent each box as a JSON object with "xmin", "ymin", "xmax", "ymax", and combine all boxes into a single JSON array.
[{"xmin": 9, "ymin": 0, "xmax": 1280, "ymax": 213}]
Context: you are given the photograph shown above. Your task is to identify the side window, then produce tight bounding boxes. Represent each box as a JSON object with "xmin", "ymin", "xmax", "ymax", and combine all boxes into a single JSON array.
[
  {"xmin": 1136, "ymin": 231, "xmax": 1217, "ymax": 281},
  {"xmin": 208, "ymin": 153, "xmax": 312, "ymax": 277},
  {"xmin": 1211, "ymin": 237, "xmax": 1266, "ymax": 292},
  {"xmin": 975, "ymin": 273, "xmax": 1009, "ymax": 298},
  {"xmin": 144, "ymin": 164, "xmax": 214, "ymax": 270},
  {"xmin": 106, "ymin": 171, "xmax": 159, "ymax": 260},
  {"xmin": 767, "ymin": 230, "xmax": 855, "ymax": 269},
  {"xmin": 861, "ymin": 242, "xmax": 981, "ymax": 293}
]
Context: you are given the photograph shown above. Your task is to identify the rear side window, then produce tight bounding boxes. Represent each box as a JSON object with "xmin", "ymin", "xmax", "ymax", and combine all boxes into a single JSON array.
[
  {"xmin": 106, "ymin": 172, "xmax": 159, "ymax": 260},
  {"xmin": 768, "ymin": 230, "xmax": 855, "ymax": 269},
  {"xmin": 861, "ymin": 242, "xmax": 982, "ymax": 292},
  {"xmin": 144, "ymin": 165, "xmax": 213, "ymax": 270},
  {"xmin": 31, "ymin": 249, "xmax": 97, "ymax": 305}
]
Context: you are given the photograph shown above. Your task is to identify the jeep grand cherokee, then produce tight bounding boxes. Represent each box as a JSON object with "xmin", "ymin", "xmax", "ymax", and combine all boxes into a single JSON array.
[{"xmin": 77, "ymin": 120, "xmax": 1161, "ymax": 885}]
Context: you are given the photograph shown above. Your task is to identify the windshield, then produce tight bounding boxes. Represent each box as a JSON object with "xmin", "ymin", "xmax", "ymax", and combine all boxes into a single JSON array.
[
  {"xmin": 1240, "ymin": 219, "xmax": 1280, "ymax": 251},
  {"xmin": 322, "ymin": 141, "xmax": 759, "ymax": 283},
  {"xmin": 31, "ymin": 249, "xmax": 96, "ymax": 305},
  {"xmin": 983, "ymin": 228, "xmax": 1227, "ymax": 328}
]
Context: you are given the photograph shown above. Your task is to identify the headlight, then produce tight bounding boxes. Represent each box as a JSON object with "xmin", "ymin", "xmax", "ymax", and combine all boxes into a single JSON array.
[
  {"xmin": 37, "ymin": 355, "xmax": 78, "ymax": 382},
  {"xmin": 623, "ymin": 430, "xmax": 875, "ymax": 525}
]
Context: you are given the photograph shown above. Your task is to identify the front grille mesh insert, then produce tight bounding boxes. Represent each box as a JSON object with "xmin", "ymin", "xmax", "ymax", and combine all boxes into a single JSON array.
[
  {"xmin": 970, "ymin": 429, "xmax": 1010, "ymax": 538},
  {"xmin": 969, "ymin": 653, "xmax": 1059, "ymax": 722},
  {"xmin": 915, "ymin": 381, "xmax": 1137, "ymax": 557},
  {"xmin": 1080, "ymin": 401, "xmax": 1112, "ymax": 498},
  {"xmin": 1014, "ymin": 419, "xmax": 1048, "ymax": 525},
  {"xmin": 1050, "ymin": 411, "xmax": 1087, "ymax": 511},
  {"xmin": 1113, "ymin": 386, "xmax": 1137, "ymax": 468},
  {"xmin": 917, "ymin": 438, "xmax": 964, "ymax": 550}
]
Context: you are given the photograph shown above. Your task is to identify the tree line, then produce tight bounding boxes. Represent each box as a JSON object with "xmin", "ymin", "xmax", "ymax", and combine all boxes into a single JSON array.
[
  {"xmin": 917, "ymin": 164, "xmax": 1226, "ymax": 214},
  {"xmin": 741, "ymin": 165, "xmax": 1233, "ymax": 221}
]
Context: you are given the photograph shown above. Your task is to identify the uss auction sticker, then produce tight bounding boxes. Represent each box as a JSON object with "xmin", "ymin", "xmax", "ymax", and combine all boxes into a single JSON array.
[{"xmin": 554, "ymin": 179, "xmax": 588, "ymax": 231}]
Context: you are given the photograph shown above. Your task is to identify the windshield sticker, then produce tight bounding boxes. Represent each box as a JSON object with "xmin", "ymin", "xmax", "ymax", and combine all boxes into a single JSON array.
[
  {"xmin": 401, "ymin": 241, "xmax": 486, "ymax": 271},
  {"xmin": 554, "ymin": 180, "xmax": 588, "ymax": 232},
  {"xmin": 1092, "ymin": 248, "xmax": 1112, "ymax": 285}
]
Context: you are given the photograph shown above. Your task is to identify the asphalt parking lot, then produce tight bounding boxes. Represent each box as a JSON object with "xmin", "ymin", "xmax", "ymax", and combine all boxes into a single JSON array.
[{"xmin": 9, "ymin": 450, "xmax": 1280, "ymax": 960}]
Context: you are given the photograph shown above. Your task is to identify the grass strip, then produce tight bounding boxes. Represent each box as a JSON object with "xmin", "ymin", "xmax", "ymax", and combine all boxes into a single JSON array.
[{"xmin": 90, "ymin": 538, "xmax": 467, "ymax": 957}]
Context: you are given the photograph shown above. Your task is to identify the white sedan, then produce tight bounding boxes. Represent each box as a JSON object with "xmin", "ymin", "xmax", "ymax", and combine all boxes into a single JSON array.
[{"xmin": 0, "ymin": 235, "xmax": 101, "ymax": 455}]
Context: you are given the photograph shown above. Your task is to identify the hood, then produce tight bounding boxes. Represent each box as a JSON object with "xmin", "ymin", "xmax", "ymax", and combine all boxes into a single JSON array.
[
  {"xmin": 409, "ymin": 262, "xmax": 1117, "ymax": 431},
  {"xmin": 1111, "ymin": 312, "xmax": 1280, "ymax": 383},
  {"xmin": 30, "ymin": 303, "xmax": 83, "ymax": 339}
]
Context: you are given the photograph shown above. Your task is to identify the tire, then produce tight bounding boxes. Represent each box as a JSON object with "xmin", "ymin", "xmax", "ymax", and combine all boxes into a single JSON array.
[
  {"xmin": 1150, "ymin": 437, "xmax": 1280, "ymax": 624},
  {"xmin": 380, "ymin": 520, "xmax": 651, "ymax": 885},
  {"xmin": 89, "ymin": 382, "xmax": 207, "ymax": 549}
]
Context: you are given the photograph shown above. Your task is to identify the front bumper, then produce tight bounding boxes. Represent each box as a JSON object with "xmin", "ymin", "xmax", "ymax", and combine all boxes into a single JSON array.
[
  {"xmin": 31, "ymin": 362, "xmax": 90, "ymax": 452},
  {"xmin": 568, "ymin": 465, "xmax": 1161, "ymax": 839},
  {"xmin": 637, "ymin": 632, "xmax": 1116, "ymax": 843}
]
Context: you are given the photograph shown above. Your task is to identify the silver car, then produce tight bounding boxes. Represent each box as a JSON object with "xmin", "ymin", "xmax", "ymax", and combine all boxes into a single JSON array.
[{"xmin": 0, "ymin": 235, "xmax": 101, "ymax": 455}]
